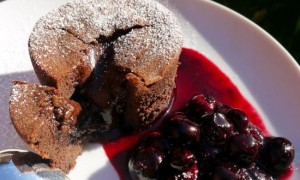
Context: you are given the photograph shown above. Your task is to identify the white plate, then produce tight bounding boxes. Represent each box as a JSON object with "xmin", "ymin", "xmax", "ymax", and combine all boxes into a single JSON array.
[{"xmin": 0, "ymin": 0, "xmax": 299, "ymax": 179}]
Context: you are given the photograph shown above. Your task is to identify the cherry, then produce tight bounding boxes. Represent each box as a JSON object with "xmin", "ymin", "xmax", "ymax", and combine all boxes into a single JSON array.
[
  {"xmin": 214, "ymin": 104, "xmax": 232, "ymax": 114},
  {"xmin": 170, "ymin": 147, "xmax": 196, "ymax": 171},
  {"xmin": 248, "ymin": 163, "xmax": 273, "ymax": 180},
  {"xmin": 196, "ymin": 143, "xmax": 223, "ymax": 168},
  {"xmin": 226, "ymin": 109, "xmax": 249, "ymax": 132},
  {"xmin": 137, "ymin": 132, "xmax": 170, "ymax": 152},
  {"xmin": 212, "ymin": 163, "xmax": 251, "ymax": 180},
  {"xmin": 226, "ymin": 134, "xmax": 259, "ymax": 166},
  {"xmin": 173, "ymin": 163, "xmax": 199, "ymax": 180},
  {"xmin": 201, "ymin": 113, "xmax": 234, "ymax": 144},
  {"xmin": 243, "ymin": 123, "xmax": 264, "ymax": 148},
  {"xmin": 185, "ymin": 94, "xmax": 218, "ymax": 120},
  {"xmin": 169, "ymin": 112, "xmax": 189, "ymax": 121},
  {"xmin": 160, "ymin": 163, "xmax": 199, "ymax": 180},
  {"xmin": 163, "ymin": 118, "xmax": 200, "ymax": 146},
  {"xmin": 128, "ymin": 147, "xmax": 165, "ymax": 179},
  {"xmin": 258, "ymin": 137, "xmax": 294, "ymax": 177}
]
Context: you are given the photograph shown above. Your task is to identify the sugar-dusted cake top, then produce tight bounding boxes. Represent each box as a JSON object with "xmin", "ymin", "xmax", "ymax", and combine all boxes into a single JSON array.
[{"xmin": 29, "ymin": 0, "xmax": 183, "ymax": 87}]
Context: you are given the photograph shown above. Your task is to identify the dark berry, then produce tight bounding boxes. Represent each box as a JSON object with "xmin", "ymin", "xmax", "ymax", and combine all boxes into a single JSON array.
[
  {"xmin": 128, "ymin": 147, "xmax": 165, "ymax": 179},
  {"xmin": 258, "ymin": 137, "xmax": 294, "ymax": 177},
  {"xmin": 160, "ymin": 163, "xmax": 199, "ymax": 180},
  {"xmin": 170, "ymin": 147, "xmax": 196, "ymax": 171},
  {"xmin": 186, "ymin": 94, "xmax": 218, "ymax": 119},
  {"xmin": 138, "ymin": 132, "xmax": 170, "ymax": 152},
  {"xmin": 201, "ymin": 113, "xmax": 234, "ymax": 144},
  {"xmin": 214, "ymin": 104, "xmax": 232, "ymax": 114},
  {"xmin": 174, "ymin": 163, "xmax": 199, "ymax": 180},
  {"xmin": 226, "ymin": 109, "xmax": 249, "ymax": 132},
  {"xmin": 169, "ymin": 112, "xmax": 189, "ymax": 121},
  {"xmin": 212, "ymin": 163, "xmax": 252, "ymax": 180},
  {"xmin": 226, "ymin": 134, "xmax": 259, "ymax": 166},
  {"xmin": 243, "ymin": 123, "xmax": 264, "ymax": 148},
  {"xmin": 196, "ymin": 144, "xmax": 223, "ymax": 168},
  {"xmin": 248, "ymin": 163, "xmax": 273, "ymax": 180},
  {"xmin": 164, "ymin": 118, "xmax": 200, "ymax": 146}
]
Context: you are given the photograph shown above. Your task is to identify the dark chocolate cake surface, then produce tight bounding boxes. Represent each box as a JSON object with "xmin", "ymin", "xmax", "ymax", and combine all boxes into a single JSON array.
[{"xmin": 29, "ymin": 0, "xmax": 182, "ymax": 129}]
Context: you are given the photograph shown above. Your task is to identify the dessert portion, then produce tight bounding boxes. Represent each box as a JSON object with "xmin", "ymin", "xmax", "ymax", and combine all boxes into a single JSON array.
[
  {"xmin": 9, "ymin": 0, "xmax": 295, "ymax": 178},
  {"xmin": 9, "ymin": 0, "xmax": 182, "ymax": 173},
  {"xmin": 128, "ymin": 94, "xmax": 295, "ymax": 179},
  {"xmin": 28, "ymin": 0, "xmax": 182, "ymax": 129},
  {"xmin": 9, "ymin": 81, "xmax": 83, "ymax": 173}
]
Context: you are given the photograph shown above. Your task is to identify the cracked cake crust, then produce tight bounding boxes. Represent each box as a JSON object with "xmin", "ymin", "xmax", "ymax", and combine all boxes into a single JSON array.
[
  {"xmin": 28, "ymin": 0, "xmax": 183, "ymax": 130},
  {"xmin": 29, "ymin": 0, "xmax": 182, "ymax": 97}
]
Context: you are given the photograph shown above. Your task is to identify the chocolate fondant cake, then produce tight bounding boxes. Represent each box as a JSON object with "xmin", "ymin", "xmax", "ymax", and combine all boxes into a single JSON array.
[
  {"xmin": 29, "ymin": 0, "xmax": 183, "ymax": 129},
  {"xmin": 9, "ymin": 0, "xmax": 182, "ymax": 173}
]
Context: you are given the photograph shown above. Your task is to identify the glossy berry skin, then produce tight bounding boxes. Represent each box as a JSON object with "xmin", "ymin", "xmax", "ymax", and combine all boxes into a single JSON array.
[
  {"xmin": 170, "ymin": 147, "xmax": 196, "ymax": 171},
  {"xmin": 169, "ymin": 112, "xmax": 189, "ymax": 121},
  {"xmin": 248, "ymin": 164, "xmax": 273, "ymax": 180},
  {"xmin": 243, "ymin": 123, "xmax": 264, "ymax": 148},
  {"xmin": 258, "ymin": 137, "xmax": 294, "ymax": 177},
  {"xmin": 201, "ymin": 113, "xmax": 234, "ymax": 144},
  {"xmin": 196, "ymin": 143, "xmax": 223, "ymax": 168},
  {"xmin": 212, "ymin": 163, "xmax": 252, "ymax": 180},
  {"xmin": 186, "ymin": 94, "xmax": 218, "ymax": 120},
  {"xmin": 138, "ymin": 132, "xmax": 170, "ymax": 152},
  {"xmin": 164, "ymin": 118, "xmax": 200, "ymax": 146},
  {"xmin": 174, "ymin": 163, "xmax": 199, "ymax": 180},
  {"xmin": 160, "ymin": 163, "xmax": 199, "ymax": 180},
  {"xmin": 214, "ymin": 104, "xmax": 232, "ymax": 114},
  {"xmin": 226, "ymin": 109, "xmax": 249, "ymax": 132},
  {"xmin": 128, "ymin": 147, "xmax": 165, "ymax": 180},
  {"xmin": 226, "ymin": 134, "xmax": 259, "ymax": 166}
]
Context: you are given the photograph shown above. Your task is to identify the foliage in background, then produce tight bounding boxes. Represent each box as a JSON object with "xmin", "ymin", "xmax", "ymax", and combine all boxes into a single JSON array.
[{"xmin": 213, "ymin": 0, "xmax": 300, "ymax": 64}]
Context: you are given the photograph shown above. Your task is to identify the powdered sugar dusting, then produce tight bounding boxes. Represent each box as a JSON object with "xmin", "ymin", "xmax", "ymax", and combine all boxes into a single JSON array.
[
  {"xmin": 10, "ymin": 83, "xmax": 25, "ymax": 104},
  {"xmin": 10, "ymin": 82, "xmax": 34, "ymax": 118},
  {"xmin": 89, "ymin": 48, "xmax": 97, "ymax": 69},
  {"xmin": 29, "ymin": 0, "xmax": 183, "ymax": 85}
]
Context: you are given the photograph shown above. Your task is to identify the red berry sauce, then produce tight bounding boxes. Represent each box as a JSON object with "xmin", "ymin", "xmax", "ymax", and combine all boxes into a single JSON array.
[{"xmin": 102, "ymin": 48, "xmax": 291, "ymax": 179}]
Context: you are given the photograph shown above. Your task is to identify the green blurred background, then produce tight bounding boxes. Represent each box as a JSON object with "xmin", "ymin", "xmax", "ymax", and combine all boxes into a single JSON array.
[{"xmin": 213, "ymin": 0, "xmax": 300, "ymax": 65}]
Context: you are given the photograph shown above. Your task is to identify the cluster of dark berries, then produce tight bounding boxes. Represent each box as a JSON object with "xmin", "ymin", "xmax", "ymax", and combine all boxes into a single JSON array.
[{"xmin": 128, "ymin": 94, "xmax": 294, "ymax": 179}]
